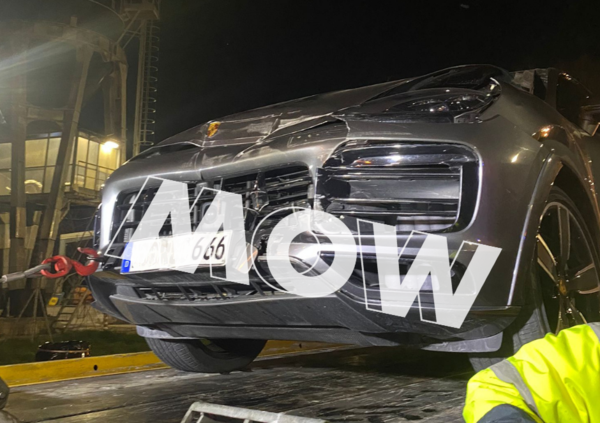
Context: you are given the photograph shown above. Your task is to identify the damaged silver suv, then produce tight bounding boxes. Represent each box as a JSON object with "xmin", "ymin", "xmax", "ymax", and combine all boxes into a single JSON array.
[{"xmin": 90, "ymin": 65, "xmax": 600, "ymax": 372}]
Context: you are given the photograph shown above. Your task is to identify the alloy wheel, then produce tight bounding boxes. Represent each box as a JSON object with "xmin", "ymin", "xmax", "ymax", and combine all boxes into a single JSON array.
[{"xmin": 537, "ymin": 201, "xmax": 600, "ymax": 333}]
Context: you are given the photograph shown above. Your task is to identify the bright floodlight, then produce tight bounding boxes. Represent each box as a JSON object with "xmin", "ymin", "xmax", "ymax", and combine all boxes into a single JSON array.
[{"xmin": 102, "ymin": 140, "xmax": 119, "ymax": 150}]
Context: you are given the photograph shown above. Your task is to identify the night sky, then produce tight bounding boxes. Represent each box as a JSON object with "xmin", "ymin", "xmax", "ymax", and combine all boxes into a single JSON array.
[{"xmin": 152, "ymin": 0, "xmax": 600, "ymax": 141}]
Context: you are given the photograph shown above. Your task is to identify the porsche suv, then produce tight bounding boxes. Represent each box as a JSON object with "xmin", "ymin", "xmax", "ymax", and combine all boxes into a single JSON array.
[{"xmin": 89, "ymin": 65, "xmax": 600, "ymax": 372}]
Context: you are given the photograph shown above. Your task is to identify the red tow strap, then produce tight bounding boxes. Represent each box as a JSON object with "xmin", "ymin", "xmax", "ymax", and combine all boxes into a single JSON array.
[{"xmin": 40, "ymin": 248, "xmax": 99, "ymax": 278}]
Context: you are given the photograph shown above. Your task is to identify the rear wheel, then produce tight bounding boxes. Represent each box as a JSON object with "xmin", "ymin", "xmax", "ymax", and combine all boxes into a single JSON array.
[
  {"xmin": 146, "ymin": 337, "xmax": 266, "ymax": 373},
  {"xmin": 470, "ymin": 187, "xmax": 600, "ymax": 371}
]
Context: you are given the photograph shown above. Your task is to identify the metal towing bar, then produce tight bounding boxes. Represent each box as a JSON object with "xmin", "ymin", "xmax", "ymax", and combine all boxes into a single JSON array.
[{"xmin": 0, "ymin": 247, "xmax": 100, "ymax": 409}]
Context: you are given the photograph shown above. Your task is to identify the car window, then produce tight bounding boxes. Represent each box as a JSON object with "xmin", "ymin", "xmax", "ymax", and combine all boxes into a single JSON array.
[{"xmin": 556, "ymin": 73, "xmax": 593, "ymax": 126}]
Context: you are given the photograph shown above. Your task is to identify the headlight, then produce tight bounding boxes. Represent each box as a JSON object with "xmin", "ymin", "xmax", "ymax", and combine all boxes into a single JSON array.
[
  {"xmin": 336, "ymin": 82, "xmax": 501, "ymax": 124},
  {"xmin": 403, "ymin": 92, "xmax": 490, "ymax": 113}
]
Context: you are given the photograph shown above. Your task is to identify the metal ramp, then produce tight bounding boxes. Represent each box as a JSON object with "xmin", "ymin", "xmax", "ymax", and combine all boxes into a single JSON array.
[{"xmin": 182, "ymin": 402, "xmax": 326, "ymax": 423}]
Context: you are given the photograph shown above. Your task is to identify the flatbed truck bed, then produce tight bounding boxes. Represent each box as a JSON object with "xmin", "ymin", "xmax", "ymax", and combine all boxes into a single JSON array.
[{"xmin": 4, "ymin": 346, "xmax": 471, "ymax": 422}]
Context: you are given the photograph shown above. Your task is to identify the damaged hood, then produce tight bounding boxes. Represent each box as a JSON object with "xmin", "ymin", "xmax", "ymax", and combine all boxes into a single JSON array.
[
  {"xmin": 156, "ymin": 79, "xmax": 403, "ymax": 149},
  {"xmin": 150, "ymin": 64, "xmax": 508, "ymax": 153}
]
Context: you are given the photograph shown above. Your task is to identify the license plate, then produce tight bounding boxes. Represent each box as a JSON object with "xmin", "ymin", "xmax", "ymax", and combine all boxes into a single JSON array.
[{"xmin": 121, "ymin": 232, "xmax": 230, "ymax": 274}]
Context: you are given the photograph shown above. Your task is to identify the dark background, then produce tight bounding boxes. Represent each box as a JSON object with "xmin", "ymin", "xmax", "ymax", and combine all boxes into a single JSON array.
[{"xmin": 154, "ymin": 0, "xmax": 600, "ymax": 141}]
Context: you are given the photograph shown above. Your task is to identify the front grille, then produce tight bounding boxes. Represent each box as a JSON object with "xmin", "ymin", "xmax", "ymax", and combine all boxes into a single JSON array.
[
  {"xmin": 216, "ymin": 166, "xmax": 313, "ymax": 216},
  {"xmin": 319, "ymin": 142, "xmax": 478, "ymax": 233},
  {"xmin": 104, "ymin": 165, "xmax": 312, "ymax": 263}
]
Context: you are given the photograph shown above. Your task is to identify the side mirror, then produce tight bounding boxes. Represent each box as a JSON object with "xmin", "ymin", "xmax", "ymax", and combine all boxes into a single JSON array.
[{"xmin": 580, "ymin": 104, "xmax": 600, "ymax": 136}]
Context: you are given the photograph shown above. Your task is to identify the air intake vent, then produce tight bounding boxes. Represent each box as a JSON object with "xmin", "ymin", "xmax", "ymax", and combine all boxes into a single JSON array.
[{"xmin": 320, "ymin": 142, "xmax": 478, "ymax": 233}]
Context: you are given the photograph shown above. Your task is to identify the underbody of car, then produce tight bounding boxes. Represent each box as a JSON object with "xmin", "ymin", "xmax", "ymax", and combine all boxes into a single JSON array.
[{"xmin": 89, "ymin": 65, "xmax": 600, "ymax": 367}]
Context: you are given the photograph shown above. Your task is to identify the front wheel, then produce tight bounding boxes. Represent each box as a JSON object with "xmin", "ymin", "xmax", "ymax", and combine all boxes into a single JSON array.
[
  {"xmin": 470, "ymin": 187, "xmax": 600, "ymax": 371},
  {"xmin": 146, "ymin": 337, "xmax": 266, "ymax": 373},
  {"xmin": 0, "ymin": 377, "xmax": 8, "ymax": 409}
]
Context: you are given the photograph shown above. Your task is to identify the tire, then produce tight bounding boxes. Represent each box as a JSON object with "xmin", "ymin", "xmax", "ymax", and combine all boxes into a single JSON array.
[
  {"xmin": 0, "ymin": 377, "xmax": 8, "ymax": 409},
  {"xmin": 469, "ymin": 187, "xmax": 600, "ymax": 371},
  {"xmin": 146, "ymin": 337, "xmax": 266, "ymax": 373}
]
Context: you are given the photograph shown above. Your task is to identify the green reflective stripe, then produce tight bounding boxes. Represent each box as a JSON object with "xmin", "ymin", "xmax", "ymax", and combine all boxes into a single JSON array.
[
  {"xmin": 587, "ymin": 322, "xmax": 600, "ymax": 342},
  {"xmin": 490, "ymin": 360, "xmax": 541, "ymax": 419}
]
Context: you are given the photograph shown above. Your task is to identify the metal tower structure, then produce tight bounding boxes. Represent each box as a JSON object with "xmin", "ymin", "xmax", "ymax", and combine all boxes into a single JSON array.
[{"xmin": 123, "ymin": 0, "xmax": 161, "ymax": 157}]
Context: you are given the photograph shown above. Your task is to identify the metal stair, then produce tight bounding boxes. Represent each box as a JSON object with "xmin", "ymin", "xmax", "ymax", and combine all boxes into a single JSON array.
[{"xmin": 51, "ymin": 282, "xmax": 90, "ymax": 332}]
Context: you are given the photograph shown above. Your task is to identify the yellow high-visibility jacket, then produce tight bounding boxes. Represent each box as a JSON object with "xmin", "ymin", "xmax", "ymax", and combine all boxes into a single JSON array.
[{"xmin": 464, "ymin": 323, "xmax": 600, "ymax": 422}]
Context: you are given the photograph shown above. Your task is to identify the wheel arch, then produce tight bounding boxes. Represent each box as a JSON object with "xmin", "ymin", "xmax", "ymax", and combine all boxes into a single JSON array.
[
  {"xmin": 510, "ymin": 155, "xmax": 600, "ymax": 306},
  {"xmin": 553, "ymin": 165, "xmax": 600, "ymax": 255}
]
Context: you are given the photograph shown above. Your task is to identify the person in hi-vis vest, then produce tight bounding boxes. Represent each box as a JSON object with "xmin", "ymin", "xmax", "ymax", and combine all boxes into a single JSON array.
[{"xmin": 464, "ymin": 323, "xmax": 600, "ymax": 422}]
